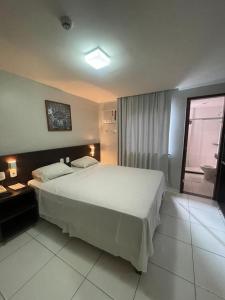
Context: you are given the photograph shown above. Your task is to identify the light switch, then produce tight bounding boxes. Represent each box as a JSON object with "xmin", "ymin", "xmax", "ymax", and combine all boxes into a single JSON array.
[{"xmin": 60, "ymin": 158, "xmax": 64, "ymax": 163}]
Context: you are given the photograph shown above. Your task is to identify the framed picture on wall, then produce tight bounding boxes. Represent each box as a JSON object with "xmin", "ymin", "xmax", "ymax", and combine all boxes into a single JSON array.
[{"xmin": 45, "ymin": 100, "xmax": 72, "ymax": 131}]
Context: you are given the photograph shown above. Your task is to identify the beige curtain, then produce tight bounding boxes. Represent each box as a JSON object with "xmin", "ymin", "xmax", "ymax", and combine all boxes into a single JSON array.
[{"xmin": 117, "ymin": 90, "xmax": 173, "ymax": 180}]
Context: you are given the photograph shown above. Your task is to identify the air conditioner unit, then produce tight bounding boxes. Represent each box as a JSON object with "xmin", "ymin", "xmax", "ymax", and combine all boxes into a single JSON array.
[{"xmin": 103, "ymin": 109, "xmax": 116, "ymax": 124}]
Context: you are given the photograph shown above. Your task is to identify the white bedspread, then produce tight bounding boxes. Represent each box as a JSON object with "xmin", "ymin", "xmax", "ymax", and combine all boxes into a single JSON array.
[{"xmin": 29, "ymin": 164, "xmax": 165, "ymax": 272}]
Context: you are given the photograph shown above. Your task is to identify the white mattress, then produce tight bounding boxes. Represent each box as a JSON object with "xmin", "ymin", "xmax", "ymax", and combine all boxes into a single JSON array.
[{"xmin": 29, "ymin": 164, "xmax": 165, "ymax": 272}]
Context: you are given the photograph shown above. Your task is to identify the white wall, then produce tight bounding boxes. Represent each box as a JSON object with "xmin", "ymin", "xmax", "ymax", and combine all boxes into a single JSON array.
[
  {"xmin": 0, "ymin": 70, "xmax": 99, "ymax": 155},
  {"xmin": 169, "ymin": 82, "xmax": 225, "ymax": 190},
  {"xmin": 99, "ymin": 101, "xmax": 117, "ymax": 164}
]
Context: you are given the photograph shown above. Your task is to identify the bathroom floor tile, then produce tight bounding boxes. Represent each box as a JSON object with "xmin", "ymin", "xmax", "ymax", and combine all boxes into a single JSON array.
[{"xmin": 183, "ymin": 173, "xmax": 214, "ymax": 198}]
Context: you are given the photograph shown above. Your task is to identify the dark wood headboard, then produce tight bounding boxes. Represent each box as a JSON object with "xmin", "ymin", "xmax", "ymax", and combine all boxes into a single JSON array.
[{"xmin": 0, "ymin": 143, "xmax": 100, "ymax": 185}]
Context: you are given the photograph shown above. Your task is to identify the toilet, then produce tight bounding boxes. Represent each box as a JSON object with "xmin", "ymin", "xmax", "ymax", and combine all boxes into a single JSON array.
[{"xmin": 200, "ymin": 165, "xmax": 217, "ymax": 183}]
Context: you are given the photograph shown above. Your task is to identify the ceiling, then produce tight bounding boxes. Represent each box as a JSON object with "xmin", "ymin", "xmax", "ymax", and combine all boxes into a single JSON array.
[{"xmin": 1, "ymin": 0, "xmax": 225, "ymax": 103}]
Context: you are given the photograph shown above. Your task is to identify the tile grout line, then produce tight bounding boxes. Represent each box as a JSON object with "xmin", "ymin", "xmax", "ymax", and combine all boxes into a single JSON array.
[
  {"xmin": 0, "ymin": 232, "xmax": 33, "ymax": 264},
  {"xmin": 78, "ymin": 250, "xmax": 103, "ymax": 279},
  {"xmin": 195, "ymin": 283, "xmax": 225, "ymax": 300},
  {"xmin": 188, "ymin": 198, "xmax": 197, "ymax": 300},
  {"xmin": 192, "ymin": 244, "xmax": 225, "ymax": 260},
  {"xmin": 162, "ymin": 200, "xmax": 225, "ymax": 232},
  {"xmin": 17, "ymin": 236, "xmax": 87, "ymax": 300},
  {"xmin": 157, "ymin": 230, "xmax": 192, "ymax": 246},
  {"xmin": 158, "ymin": 218, "xmax": 225, "ymax": 260},
  {"xmin": 166, "ymin": 191, "xmax": 221, "ymax": 213},
  {"xmin": 8, "ymin": 254, "xmax": 56, "ymax": 299},
  {"xmin": 159, "ymin": 214, "xmax": 225, "ymax": 257},
  {"xmin": 31, "ymin": 233, "xmax": 68, "ymax": 256},
  {"xmin": 150, "ymin": 261, "xmax": 195, "ymax": 286},
  {"xmin": 55, "ymin": 246, "xmax": 102, "ymax": 279},
  {"xmin": 166, "ymin": 199, "xmax": 222, "ymax": 222},
  {"xmin": 83, "ymin": 252, "xmax": 115, "ymax": 299},
  {"xmin": 155, "ymin": 196, "xmax": 197, "ymax": 291},
  {"xmin": 160, "ymin": 211, "xmax": 190, "ymax": 223},
  {"xmin": 190, "ymin": 227, "xmax": 225, "ymax": 299},
  {"xmin": 28, "ymin": 231, "xmax": 114, "ymax": 299},
  {"xmin": 8, "ymin": 236, "xmax": 88, "ymax": 300},
  {"xmin": 156, "ymin": 231, "xmax": 191, "ymax": 246},
  {"xmin": 166, "ymin": 193, "xmax": 225, "ymax": 299},
  {"xmin": 56, "ymin": 255, "xmax": 86, "ymax": 278},
  {"xmin": 0, "ymin": 235, "xmax": 34, "ymax": 265},
  {"xmin": 6, "ymin": 230, "xmax": 69, "ymax": 300},
  {"xmin": 68, "ymin": 252, "xmax": 115, "ymax": 300},
  {"xmin": 132, "ymin": 274, "xmax": 141, "ymax": 300},
  {"xmin": 85, "ymin": 278, "xmax": 115, "ymax": 300},
  {"xmin": 68, "ymin": 276, "xmax": 86, "ymax": 300},
  {"xmin": 162, "ymin": 210, "xmax": 225, "ymax": 233}
]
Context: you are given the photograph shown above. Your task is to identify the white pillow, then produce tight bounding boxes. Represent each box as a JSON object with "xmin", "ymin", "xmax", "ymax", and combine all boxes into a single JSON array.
[
  {"xmin": 71, "ymin": 156, "xmax": 98, "ymax": 168},
  {"xmin": 32, "ymin": 162, "xmax": 73, "ymax": 182}
]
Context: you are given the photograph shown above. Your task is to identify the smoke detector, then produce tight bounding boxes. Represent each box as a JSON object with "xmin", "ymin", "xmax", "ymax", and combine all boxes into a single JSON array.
[{"xmin": 60, "ymin": 16, "xmax": 73, "ymax": 30}]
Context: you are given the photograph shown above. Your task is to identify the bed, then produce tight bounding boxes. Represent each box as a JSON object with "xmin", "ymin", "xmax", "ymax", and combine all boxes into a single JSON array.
[{"xmin": 29, "ymin": 163, "xmax": 165, "ymax": 272}]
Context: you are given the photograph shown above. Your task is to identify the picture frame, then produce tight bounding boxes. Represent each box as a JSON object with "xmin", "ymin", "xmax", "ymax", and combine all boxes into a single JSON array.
[{"xmin": 45, "ymin": 100, "xmax": 72, "ymax": 131}]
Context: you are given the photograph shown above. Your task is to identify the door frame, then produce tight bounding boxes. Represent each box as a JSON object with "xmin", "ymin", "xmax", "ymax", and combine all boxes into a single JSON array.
[{"xmin": 180, "ymin": 93, "xmax": 225, "ymax": 199}]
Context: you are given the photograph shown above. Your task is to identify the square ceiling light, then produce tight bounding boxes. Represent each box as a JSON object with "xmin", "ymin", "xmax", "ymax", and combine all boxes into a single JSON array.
[{"xmin": 85, "ymin": 48, "xmax": 110, "ymax": 69}]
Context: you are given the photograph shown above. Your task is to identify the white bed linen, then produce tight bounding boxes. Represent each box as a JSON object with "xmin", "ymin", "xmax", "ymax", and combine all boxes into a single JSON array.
[{"xmin": 29, "ymin": 164, "xmax": 165, "ymax": 272}]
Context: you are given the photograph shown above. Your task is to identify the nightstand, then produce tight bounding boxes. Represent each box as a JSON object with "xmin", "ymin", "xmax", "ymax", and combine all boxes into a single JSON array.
[{"xmin": 0, "ymin": 187, "xmax": 39, "ymax": 242}]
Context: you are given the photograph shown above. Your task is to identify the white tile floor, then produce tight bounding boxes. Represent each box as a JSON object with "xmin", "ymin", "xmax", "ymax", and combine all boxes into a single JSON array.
[
  {"xmin": 0, "ymin": 192, "xmax": 225, "ymax": 300},
  {"xmin": 183, "ymin": 173, "xmax": 214, "ymax": 198}
]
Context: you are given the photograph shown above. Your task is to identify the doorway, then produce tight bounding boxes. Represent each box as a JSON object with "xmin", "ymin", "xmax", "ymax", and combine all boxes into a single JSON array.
[{"xmin": 180, "ymin": 95, "xmax": 225, "ymax": 199}]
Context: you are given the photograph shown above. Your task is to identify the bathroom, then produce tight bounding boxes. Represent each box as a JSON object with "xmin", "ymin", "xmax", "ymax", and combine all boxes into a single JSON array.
[{"xmin": 183, "ymin": 96, "xmax": 225, "ymax": 198}]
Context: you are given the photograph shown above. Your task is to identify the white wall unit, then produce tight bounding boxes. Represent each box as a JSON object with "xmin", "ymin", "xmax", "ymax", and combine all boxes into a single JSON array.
[
  {"xmin": 99, "ymin": 102, "xmax": 117, "ymax": 165},
  {"xmin": 102, "ymin": 109, "xmax": 116, "ymax": 124}
]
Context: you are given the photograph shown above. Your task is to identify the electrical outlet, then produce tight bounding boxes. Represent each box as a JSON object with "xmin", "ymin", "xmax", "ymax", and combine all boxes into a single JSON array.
[
  {"xmin": 60, "ymin": 158, "xmax": 64, "ymax": 163},
  {"xmin": 66, "ymin": 157, "xmax": 70, "ymax": 163}
]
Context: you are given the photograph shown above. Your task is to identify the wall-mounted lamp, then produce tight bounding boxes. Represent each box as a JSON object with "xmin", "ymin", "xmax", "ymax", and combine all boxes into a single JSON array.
[
  {"xmin": 89, "ymin": 144, "xmax": 95, "ymax": 157},
  {"xmin": 0, "ymin": 171, "xmax": 6, "ymax": 185},
  {"xmin": 8, "ymin": 160, "xmax": 17, "ymax": 177}
]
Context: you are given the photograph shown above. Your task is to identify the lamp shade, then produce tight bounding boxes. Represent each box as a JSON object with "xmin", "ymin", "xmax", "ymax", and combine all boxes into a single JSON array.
[
  {"xmin": 8, "ymin": 160, "xmax": 17, "ymax": 177},
  {"xmin": 0, "ymin": 171, "xmax": 6, "ymax": 181},
  {"xmin": 89, "ymin": 144, "xmax": 95, "ymax": 157}
]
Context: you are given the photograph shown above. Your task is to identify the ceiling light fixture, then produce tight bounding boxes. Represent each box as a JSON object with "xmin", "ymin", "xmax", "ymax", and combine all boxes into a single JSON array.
[{"xmin": 85, "ymin": 48, "xmax": 110, "ymax": 70}]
